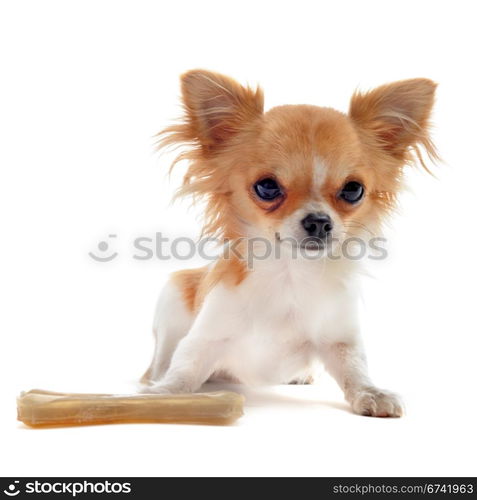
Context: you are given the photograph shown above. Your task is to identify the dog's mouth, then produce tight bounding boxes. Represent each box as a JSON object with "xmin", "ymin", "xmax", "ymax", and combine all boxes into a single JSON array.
[
  {"xmin": 300, "ymin": 240, "xmax": 326, "ymax": 250},
  {"xmin": 275, "ymin": 233, "xmax": 330, "ymax": 251}
]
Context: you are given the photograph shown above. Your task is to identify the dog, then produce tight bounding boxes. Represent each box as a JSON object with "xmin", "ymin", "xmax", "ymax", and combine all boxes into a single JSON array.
[{"xmin": 140, "ymin": 70, "xmax": 437, "ymax": 417}]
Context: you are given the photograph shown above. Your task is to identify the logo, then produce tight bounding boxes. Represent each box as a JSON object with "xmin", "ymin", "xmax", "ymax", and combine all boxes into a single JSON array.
[
  {"xmin": 3, "ymin": 481, "xmax": 20, "ymax": 497},
  {"xmin": 88, "ymin": 234, "xmax": 118, "ymax": 262}
]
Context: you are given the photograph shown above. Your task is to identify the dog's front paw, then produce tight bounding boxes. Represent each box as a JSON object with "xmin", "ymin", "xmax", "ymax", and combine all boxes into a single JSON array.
[
  {"xmin": 139, "ymin": 383, "xmax": 173, "ymax": 395},
  {"xmin": 142, "ymin": 379, "xmax": 195, "ymax": 395},
  {"xmin": 147, "ymin": 384, "xmax": 175, "ymax": 395},
  {"xmin": 350, "ymin": 387, "xmax": 404, "ymax": 418},
  {"xmin": 288, "ymin": 375, "xmax": 314, "ymax": 385}
]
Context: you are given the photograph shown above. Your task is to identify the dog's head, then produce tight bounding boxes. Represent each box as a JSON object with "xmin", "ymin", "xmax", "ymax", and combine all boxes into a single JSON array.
[{"xmin": 160, "ymin": 70, "xmax": 437, "ymax": 250}]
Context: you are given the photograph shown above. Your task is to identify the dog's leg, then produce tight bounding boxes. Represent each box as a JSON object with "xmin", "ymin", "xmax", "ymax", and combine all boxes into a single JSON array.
[
  {"xmin": 318, "ymin": 340, "xmax": 404, "ymax": 417},
  {"xmin": 143, "ymin": 285, "xmax": 239, "ymax": 394},
  {"xmin": 140, "ymin": 281, "xmax": 194, "ymax": 386},
  {"xmin": 145, "ymin": 335, "xmax": 224, "ymax": 394},
  {"xmin": 140, "ymin": 333, "xmax": 185, "ymax": 386}
]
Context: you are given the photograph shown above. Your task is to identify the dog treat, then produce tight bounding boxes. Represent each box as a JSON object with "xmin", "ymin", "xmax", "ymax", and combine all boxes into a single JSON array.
[{"xmin": 17, "ymin": 389, "xmax": 244, "ymax": 427}]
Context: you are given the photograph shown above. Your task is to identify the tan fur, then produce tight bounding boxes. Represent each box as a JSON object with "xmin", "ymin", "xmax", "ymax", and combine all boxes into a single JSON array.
[
  {"xmin": 159, "ymin": 70, "xmax": 437, "ymax": 298},
  {"xmin": 171, "ymin": 257, "xmax": 248, "ymax": 314},
  {"xmin": 171, "ymin": 266, "xmax": 208, "ymax": 313}
]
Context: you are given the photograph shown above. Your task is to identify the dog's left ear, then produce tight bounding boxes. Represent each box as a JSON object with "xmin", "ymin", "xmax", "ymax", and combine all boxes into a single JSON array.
[
  {"xmin": 349, "ymin": 79, "xmax": 437, "ymax": 160},
  {"xmin": 179, "ymin": 69, "xmax": 264, "ymax": 151}
]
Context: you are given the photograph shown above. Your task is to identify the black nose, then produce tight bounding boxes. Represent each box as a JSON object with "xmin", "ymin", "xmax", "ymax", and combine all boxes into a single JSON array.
[{"xmin": 301, "ymin": 213, "xmax": 333, "ymax": 239}]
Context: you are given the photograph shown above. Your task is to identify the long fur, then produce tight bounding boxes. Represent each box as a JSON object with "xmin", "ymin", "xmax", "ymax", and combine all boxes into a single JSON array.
[
  {"xmin": 141, "ymin": 70, "xmax": 439, "ymax": 418},
  {"xmin": 158, "ymin": 72, "xmax": 438, "ymax": 237}
]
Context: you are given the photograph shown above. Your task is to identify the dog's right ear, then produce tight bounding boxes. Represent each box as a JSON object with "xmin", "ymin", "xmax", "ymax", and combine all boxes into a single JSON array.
[
  {"xmin": 178, "ymin": 70, "xmax": 264, "ymax": 151},
  {"xmin": 349, "ymin": 78, "xmax": 437, "ymax": 162}
]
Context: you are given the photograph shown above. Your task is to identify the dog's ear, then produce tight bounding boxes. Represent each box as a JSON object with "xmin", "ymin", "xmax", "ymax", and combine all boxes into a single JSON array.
[
  {"xmin": 349, "ymin": 79, "xmax": 437, "ymax": 160},
  {"xmin": 179, "ymin": 69, "xmax": 264, "ymax": 150}
]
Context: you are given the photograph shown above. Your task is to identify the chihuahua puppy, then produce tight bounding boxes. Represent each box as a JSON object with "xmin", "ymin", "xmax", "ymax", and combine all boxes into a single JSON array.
[{"xmin": 141, "ymin": 70, "xmax": 437, "ymax": 417}]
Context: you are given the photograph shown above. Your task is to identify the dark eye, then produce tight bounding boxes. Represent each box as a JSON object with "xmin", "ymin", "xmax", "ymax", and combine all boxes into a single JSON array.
[
  {"xmin": 338, "ymin": 181, "xmax": 364, "ymax": 204},
  {"xmin": 254, "ymin": 178, "xmax": 283, "ymax": 201}
]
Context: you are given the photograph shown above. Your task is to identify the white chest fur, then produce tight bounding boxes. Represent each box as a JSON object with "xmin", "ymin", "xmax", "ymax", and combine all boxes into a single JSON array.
[{"xmin": 205, "ymin": 255, "xmax": 361, "ymax": 384}]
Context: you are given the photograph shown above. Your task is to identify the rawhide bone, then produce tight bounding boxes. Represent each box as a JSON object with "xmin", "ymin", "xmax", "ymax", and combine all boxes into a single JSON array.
[{"xmin": 17, "ymin": 389, "xmax": 244, "ymax": 427}]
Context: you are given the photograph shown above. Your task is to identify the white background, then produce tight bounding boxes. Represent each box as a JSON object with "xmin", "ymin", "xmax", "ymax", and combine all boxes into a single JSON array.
[{"xmin": 1, "ymin": 0, "xmax": 476, "ymax": 477}]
